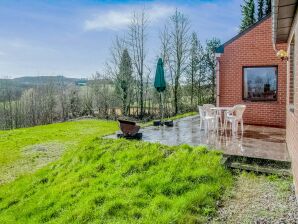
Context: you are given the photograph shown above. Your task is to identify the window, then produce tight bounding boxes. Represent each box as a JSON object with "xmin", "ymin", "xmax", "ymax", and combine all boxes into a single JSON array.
[{"xmin": 243, "ymin": 66, "xmax": 278, "ymax": 101}]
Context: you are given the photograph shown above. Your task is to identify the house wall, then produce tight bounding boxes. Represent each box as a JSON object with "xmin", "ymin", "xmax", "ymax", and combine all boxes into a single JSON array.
[
  {"xmin": 286, "ymin": 11, "xmax": 298, "ymax": 197},
  {"xmin": 218, "ymin": 16, "xmax": 287, "ymax": 127}
]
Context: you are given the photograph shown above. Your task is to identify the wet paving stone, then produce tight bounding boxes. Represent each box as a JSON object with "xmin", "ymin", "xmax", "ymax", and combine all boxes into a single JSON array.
[{"xmin": 107, "ymin": 115, "xmax": 290, "ymax": 162}]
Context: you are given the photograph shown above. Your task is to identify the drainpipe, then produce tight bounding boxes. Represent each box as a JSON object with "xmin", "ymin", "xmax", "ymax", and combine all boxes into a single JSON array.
[
  {"xmin": 272, "ymin": 0, "xmax": 279, "ymax": 52},
  {"xmin": 215, "ymin": 53, "xmax": 221, "ymax": 107}
]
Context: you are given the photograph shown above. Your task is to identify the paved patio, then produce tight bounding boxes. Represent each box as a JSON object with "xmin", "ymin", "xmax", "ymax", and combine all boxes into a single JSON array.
[{"xmin": 107, "ymin": 115, "xmax": 290, "ymax": 162}]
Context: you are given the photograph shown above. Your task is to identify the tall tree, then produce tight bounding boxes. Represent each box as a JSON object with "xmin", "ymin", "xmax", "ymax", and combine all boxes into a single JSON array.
[
  {"xmin": 240, "ymin": 0, "xmax": 256, "ymax": 32},
  {"xmin": 162, "ymin": 10, "xmax": 190, "ymax": 115},
  {"xmin": 257, "ymin": 0, "xmax": 264, "ymax": 20},
  {"xmin": 205, "ymin": 38, "xmax": 221, "ymax": 103},
  {"xmin": 116, "ymin": 49, "xmax": 133, "ymax": 115},
  {"xmin": 188, "ymin": 32, "xmax": 200, "ymax": 108},
  {"xmin": 128, "ymin": 10, "xmax": 148, "ymax": 118},
  {"xmin": 265, "ymin": 0, "xmax": 271, "ymax": 15},
  {"xmin": 195, "ymin": 39, "xmax": 206, "ymax": 105}
]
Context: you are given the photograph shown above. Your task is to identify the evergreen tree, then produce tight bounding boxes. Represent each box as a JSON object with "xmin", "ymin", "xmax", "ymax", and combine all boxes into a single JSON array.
[
  {"xmin": 257, "ymin": 0, "xmax": 264, "ymax": 20},
  {"xmin": 265, "ymin": 0, "xmax": 271, "ymax": 15},
  {"xmin": 240, "ymin": 0, "xmax": 256, "ymax": 32},
  {"xmin": 205, "ymin": 38, "xmax": 221, "ymax": 103},
  {"xmin": 188, "ymin": 32, "xmax": 200, "ymax": 108},
  {"xmin": 116, "ymin": 49, "xmax": 133, "ymax": 116}
]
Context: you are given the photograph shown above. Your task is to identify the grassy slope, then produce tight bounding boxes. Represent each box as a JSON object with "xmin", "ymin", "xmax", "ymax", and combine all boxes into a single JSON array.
[
  {"xmin": 0, "ymin": 139, "xmax": 232, "ymax": 224},
  {"xmin": 0, "ymin": 120, "xmax": 118, "ymax": 183},
  {"xmin": 0, "ymin": 112, "xmax": 198, "ymax": 166},
  {"xmin": 0, "ymin": 112, "xmax": 198, "ymax": 184}
]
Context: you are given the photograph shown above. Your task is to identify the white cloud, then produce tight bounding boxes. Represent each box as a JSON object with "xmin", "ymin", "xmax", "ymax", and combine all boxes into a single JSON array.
[
  {"xmin": 84, "ymin": 4, "xmax": 175, "ymax": 31},
  {"xmin": 147, "ymin": 4, "xmax": 175, "ymax": 23},
  {"xmin": 85, "ymin": 11, "xmax": 131, "ymax": 31}
]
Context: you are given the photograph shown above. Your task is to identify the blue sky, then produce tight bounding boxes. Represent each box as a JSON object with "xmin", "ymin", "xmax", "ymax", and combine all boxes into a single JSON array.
[{"xmin": 0, "ymin": 0, "xmax": 241, "ymax": 78}]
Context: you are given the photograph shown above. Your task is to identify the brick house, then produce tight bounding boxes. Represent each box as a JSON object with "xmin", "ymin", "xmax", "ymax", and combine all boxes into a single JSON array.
[
  {"xmin": 216, "ymin": 0, "xmax": 298, "ymax": 196},
  {"xmin": 215, "ymin": 15, "xmax": 287, "ymax": 128}
]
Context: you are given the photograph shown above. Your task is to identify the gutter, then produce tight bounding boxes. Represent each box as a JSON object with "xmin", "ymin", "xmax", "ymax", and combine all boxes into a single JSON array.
[{"xmin": 215, "ymin": 53, "xmax": 221, "ymax": 107}]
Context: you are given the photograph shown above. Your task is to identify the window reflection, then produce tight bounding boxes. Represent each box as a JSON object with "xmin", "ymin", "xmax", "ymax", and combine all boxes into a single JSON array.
[{"xmin": 243, "ymin": 67, "xmax": 277, "ymax": 101}]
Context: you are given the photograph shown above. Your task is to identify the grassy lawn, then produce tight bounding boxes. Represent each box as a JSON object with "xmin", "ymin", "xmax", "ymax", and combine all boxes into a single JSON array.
[
  {"xmin": 0, "ymin": 119, "xmax": 118, "ymax": 183},
  {"xmin": 0, "ymin": 113, "xmax": 235, "ymax": 223},
  {"xmin": 0, "ymin": 138, "xmax": 232, "ymax": 223},
  {"xmin": 0, "ymin": 112, "xmax": 198, "ymax": 184}
]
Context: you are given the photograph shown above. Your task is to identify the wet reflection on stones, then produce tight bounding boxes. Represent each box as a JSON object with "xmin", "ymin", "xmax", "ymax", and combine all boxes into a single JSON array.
[{"xmin": 108, "ymin": 115, "xmax": 290, "ymax": 162}]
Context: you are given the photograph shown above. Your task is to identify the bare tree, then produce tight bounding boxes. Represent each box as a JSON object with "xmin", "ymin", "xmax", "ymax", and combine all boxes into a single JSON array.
[
  {"xmin": 127, "ymin": 10, "xmax": 148, "ymax": 118},
  {"xmin": 106, "ymin": 36, "xmax": 126, "ymax": 79},
  {"xmin": 57, "ymin": 76, "xmax": 69, "ymax": 121},
  {"xmin": 91, "ymin": 72, "xmax": 116, "ymax": 119},
  {"xmin": 161, "ymin": 10, "xmax": 191, "ymax": 114}
]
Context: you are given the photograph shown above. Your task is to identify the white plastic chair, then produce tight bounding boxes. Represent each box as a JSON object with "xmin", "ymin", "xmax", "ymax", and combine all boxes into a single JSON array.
[
  {"xmin": 203, "ymin": 104, "xmax": 221, "ymax": 130},
  {"xmin": 224, "ymin": 105, "xmax": 246, "ymax": 134},
  {"xmin": 203, "ymin": 104, "xmax": 215, "ymax": 108},
  {"xmin": 198, "ymin": 106, "xmax": 216, "ymax": 132}
]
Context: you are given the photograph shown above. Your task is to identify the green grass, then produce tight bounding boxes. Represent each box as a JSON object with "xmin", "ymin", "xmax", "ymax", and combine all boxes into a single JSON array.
[
  {"xmin": 0, "ymin": 119, "xmax": 118, "ymax": 183},
  {"xmin": 0, "ymin": 138, "xmax": 232, "ymax": 223},
  {"xmin": 0, "ymin": 113, "xmax": 232, "ymax": 223},
  {"xmin": 0, "ymin": 113, "xmax": 198, "ymax": 184}
]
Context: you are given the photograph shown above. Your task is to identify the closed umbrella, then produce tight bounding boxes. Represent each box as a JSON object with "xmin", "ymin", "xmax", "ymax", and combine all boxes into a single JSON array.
[{"xmin": 154, "ymin": 58, "xmax": 166, "ymax": 124}]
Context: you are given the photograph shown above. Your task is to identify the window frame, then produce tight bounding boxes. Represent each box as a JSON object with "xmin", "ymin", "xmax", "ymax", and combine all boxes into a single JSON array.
[{"xmin": 242, "ymin": 65, "xmax": 278, "ymax": 102}]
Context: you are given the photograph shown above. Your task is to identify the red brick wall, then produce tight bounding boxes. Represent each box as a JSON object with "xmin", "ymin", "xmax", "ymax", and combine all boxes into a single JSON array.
[
  {"xmin": 286, "ymin": 13, "xmax": 298, "ymax": 197},
  {"xmin": 218, "ymin": 16, "xmax": 287, "ymax": 127}
]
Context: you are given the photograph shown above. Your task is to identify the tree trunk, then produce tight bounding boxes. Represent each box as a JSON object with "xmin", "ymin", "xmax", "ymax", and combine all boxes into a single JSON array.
[{"xmin": 140, "ymin": 78, "xmax": 144, "ymax": 118}]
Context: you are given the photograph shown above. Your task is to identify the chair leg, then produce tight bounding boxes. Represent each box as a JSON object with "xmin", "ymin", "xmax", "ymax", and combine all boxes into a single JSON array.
[
  {"xmin": 204, "ymin": 120, "xmax": 208, "ymax": 133},
  {"xmin": 241, "ymin": 119, "xmax": 244, "ymax": 135},
  {"xmin": 215, "ymin": 119, "xmax": 218, "ymax": 132},
  {"xmin": 200, "ymin": 119, "xmax": 202, "ymax": 130},
  {"xmin": 236, "ymin": 122, "xmax": 238, "ymax": 134},
  {"xmin": 232, "ymin": 121, "xmax": 237, "ymax": 135}
]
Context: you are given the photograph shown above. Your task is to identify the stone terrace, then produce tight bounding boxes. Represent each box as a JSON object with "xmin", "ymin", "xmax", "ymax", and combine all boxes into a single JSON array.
[{"xmin": 108, "ymin": 115, "xmax": 290, "ymax": 162}]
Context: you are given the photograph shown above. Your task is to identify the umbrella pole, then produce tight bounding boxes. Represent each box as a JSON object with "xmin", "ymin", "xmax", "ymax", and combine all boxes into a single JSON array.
[
  {"xmin": 161, "ymin": 92, "xmax": 164, "ymax": 124},
  {"xmin": 159, "ymin": 92, "xmax": 163, "ymax": 125}
]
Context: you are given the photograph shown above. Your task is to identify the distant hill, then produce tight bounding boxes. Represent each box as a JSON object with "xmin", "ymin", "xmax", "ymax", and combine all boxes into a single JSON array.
[
  {"xmin": 0, "ymin": 76, "xmax": 89, "ymax": 99},
  {"xmin": 0, "ymin": 76, "xmax": 89, "ymax": 91},
  {"xmin": 0, "ymin": 76, "xmax": 87, "ymax": 87}
]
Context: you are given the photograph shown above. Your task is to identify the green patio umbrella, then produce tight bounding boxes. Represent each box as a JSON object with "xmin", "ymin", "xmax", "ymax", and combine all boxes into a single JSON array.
[{"xmin": 154, "ymin": 58, "xmax": 166, "ymax": 123}]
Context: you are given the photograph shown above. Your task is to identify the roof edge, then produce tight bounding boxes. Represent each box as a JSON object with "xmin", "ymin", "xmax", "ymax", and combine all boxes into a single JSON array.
[{"xmin": 216, "ymin": 14, "xmax": 272, "ymax": 53}]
